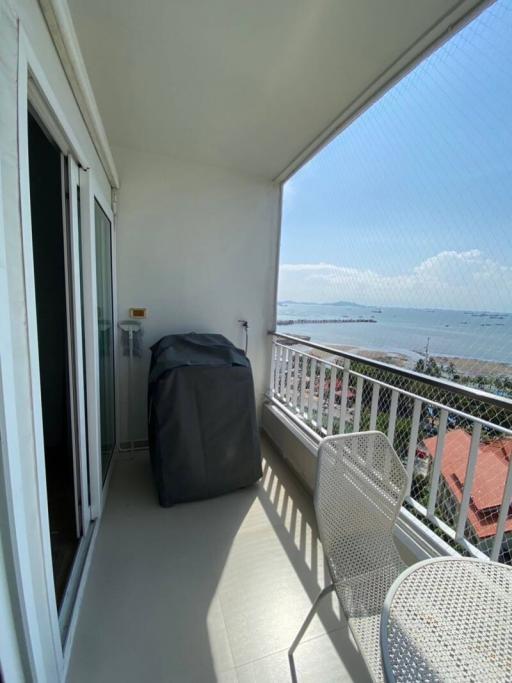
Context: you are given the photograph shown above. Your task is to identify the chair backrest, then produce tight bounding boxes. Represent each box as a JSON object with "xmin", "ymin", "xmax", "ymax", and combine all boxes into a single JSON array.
[{"xmin": 315, "ymin": 431, "xmax": 407, "ymax": 583}]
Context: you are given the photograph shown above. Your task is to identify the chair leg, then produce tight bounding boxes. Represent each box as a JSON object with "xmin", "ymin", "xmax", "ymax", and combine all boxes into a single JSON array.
[{"xmin": 288, "ymin": 583, "xmax": 335, "ymax": 678}]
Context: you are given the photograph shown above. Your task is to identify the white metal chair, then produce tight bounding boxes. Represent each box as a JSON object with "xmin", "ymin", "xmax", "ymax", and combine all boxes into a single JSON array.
[{"xmin": 289, "ymin": 431, "xmax": 408, "ymax": 682}]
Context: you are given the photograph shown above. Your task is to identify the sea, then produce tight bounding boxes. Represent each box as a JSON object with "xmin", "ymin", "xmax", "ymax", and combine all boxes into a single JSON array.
[{"xmin": 276, "ymin": 302, "xmax": 512, "ymax": 369}]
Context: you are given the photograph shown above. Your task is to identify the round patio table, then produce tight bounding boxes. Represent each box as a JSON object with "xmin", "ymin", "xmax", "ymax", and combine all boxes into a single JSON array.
[{"xmin": 380, "ymin": 556, "xmax": 512, "ymax": 683}]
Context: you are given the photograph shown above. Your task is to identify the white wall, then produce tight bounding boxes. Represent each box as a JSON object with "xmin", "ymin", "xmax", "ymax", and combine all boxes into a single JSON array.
[{"xmin": 114, "ymin": 145, "xmax": 281, "ymax": 443}]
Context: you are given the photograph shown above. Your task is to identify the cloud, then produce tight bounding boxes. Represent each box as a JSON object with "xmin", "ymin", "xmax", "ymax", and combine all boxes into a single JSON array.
[{"xmin": 278, "ymin": 250, "xmax": 512, "ymax": 312}]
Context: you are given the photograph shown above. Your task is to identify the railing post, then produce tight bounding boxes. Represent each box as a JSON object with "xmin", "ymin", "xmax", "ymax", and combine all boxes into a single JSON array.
[
  {"xmin": 326, "ymin": 365, "xmax": 338, "ymax": 435},
  {"xmin": 405, "ymin": 399, "xmax": 422, "ymax": 498},
  {"xmin": 307, "ymin": 358, "xmax": 317, "ymax": 424},
  {"xmin": 291, "ymin": 351, "xmax": 298, "ymax": 413},
  {"xmin": 280, "ymin": 346, "xmax": 288, "ymax": 401},
  {"xmin": 455, "ymin": 422, "xmax": 482, "ymax": 541},
  {"xmin": 387, "ymin": 390, "xmax": 399, "ymax": 445},
  {"xmin": 369, "ymin": 383, "xmax": 380, "ymax": 431},
  {"xmin": 491, "ymin": 453, "xmax": 512, "ymax": 561},
  {"xmin": 317, "ymin": 363, "xmax": 326, "ymax": 431},
  {"xmin": 339, "ymin": 360, "xmax": 351, "ymax": 434},
  {"xmin": 427, "ymin": 409, "xmax": 448, "ymax": 519},
  {"xmin": 269, "ymin": 341, "xmax": 276, "ymax": 398},
  {"xmin": 275, "ymin": 344, "xmax": 282, "ymax": 398},
  {"xmin": 299, "ymin": 354, "xmax": 307, "ymax": 418},
  {"xmin": 284, "ymin": 347, "xmax": 293, "ymax": 406},
  {"xmin": 353, "ymin": 376, "xmax": 364, "ymax": 433}
]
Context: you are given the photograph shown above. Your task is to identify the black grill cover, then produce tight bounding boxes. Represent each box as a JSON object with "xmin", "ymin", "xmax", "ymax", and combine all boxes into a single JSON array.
[{"xmin": 148, "ymin": 333, "xmax": 262, "ymax": 506}]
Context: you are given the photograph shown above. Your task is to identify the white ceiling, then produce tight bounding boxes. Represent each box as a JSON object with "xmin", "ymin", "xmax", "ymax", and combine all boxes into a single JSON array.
[{"xmin": 68, "ymin": 0, "xmax": 484, "ymax": 180}]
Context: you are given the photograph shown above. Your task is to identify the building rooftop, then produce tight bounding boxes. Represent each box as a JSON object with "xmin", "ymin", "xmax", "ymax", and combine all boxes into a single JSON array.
[{"xmin": 423, "ymin": 429, "xmax": 512, "ymax": 540}]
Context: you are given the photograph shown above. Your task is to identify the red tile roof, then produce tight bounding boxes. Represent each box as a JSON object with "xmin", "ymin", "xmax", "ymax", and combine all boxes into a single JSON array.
[{"xmin": 423, "ymin": 429, "xmax": 512, "ymax": 540}]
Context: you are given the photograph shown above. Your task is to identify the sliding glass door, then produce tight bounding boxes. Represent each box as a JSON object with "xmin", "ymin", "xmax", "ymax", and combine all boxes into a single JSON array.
[
  {"xmin": 94, "ymin": 200, "xmax": 116, "ymax": 480},
  {"xmin": 27, "ymin": 113, "xmax": 92, "ymax": 634}
]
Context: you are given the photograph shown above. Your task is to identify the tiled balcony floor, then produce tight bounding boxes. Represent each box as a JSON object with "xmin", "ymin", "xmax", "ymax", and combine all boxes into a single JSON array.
[{"xmin": 67, "ymin": 436, "xmax": 372, "ymax": 682}]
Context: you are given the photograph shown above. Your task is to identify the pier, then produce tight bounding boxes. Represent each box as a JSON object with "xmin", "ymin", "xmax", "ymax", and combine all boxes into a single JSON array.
[{"xmin": 277, "ymin": 318, "xmax": 377, "ymax": 325}]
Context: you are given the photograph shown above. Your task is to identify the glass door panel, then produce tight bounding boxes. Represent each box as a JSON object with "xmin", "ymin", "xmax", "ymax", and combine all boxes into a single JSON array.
[
  {"xmin": 27, "ymin": 115, "xmax": 91, "ymax": 627},
  {"xmin": 28, "ymin": 113, "xmax": 80, "ymax": 608},
  {"xmin": 94, "ymin": 200, "xmax": 116, "ymax": 479}
]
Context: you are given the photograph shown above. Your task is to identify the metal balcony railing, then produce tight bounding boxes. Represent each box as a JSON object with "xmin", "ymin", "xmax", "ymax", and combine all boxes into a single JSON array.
[{"xmin": 268, "ymin": 332, "xmax": 512, "ymax": 565}]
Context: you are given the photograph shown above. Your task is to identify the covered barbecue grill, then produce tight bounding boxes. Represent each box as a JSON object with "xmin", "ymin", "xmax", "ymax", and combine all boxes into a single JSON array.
[{"xmin": 148, "ymin": 333, "xmax": 262, "ymax": 506}]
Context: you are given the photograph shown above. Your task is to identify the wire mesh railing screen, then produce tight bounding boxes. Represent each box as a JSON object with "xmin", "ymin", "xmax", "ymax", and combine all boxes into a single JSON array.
[
  {"xmin": 269, "ymin": 339, "xmax": 512, "ymax": 565},
  {"xmin": 277, "ymin": 1, "xmax": 512, "ymax": 401}
]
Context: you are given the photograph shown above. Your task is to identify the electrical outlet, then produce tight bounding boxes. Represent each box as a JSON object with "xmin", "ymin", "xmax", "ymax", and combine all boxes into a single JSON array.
[{"xmin": 129, "ymin": 307, "xmax": 147, "ymax": 319}]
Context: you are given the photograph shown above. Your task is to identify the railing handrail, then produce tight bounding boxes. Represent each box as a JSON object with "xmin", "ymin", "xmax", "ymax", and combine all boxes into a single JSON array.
[
  {"xmin": 269, "ymin": 330, "xmax": 512, "ymax": 413},
  {"xmin": 272, "ymin": 339, "xmax": 512, "ymax": 433}
]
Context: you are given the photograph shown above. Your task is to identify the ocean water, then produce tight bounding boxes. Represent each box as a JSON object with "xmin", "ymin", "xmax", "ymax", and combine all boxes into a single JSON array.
[{"xmin": 276, "ymin": 303, "xmax": 512, "ymax": 366}]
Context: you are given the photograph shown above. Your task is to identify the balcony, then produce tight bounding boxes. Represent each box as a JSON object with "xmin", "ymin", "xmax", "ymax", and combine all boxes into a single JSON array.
[
  {"xmin": 63, "ymin": 331, "xmax": 512, "ymax": 682},
  {"xmin": 3, "ymin": 2, "xmax": 511, "ymax": 682},
  {"xmin": 67, "ymin": 434, "xmax": 410, "ymax": 682}
]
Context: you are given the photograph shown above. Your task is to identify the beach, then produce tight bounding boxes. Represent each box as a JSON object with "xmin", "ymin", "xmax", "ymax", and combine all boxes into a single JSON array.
[{"xmin": 299, "ymin": 343, "xmax": 512, "ymax": 377}]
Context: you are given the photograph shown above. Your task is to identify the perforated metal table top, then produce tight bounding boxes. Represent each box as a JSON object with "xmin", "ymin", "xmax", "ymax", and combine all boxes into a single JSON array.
[{"xmin": 381, "ymin": 557, "xmax": 512, "ymax": 682}]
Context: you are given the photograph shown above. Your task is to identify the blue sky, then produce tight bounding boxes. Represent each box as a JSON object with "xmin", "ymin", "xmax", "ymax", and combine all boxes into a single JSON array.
[{"xmin": 279, "ymin": 1, "xmax": 512, "ymax": 312}]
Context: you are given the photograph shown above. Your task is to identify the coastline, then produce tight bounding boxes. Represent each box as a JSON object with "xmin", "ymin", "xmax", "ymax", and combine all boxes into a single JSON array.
[
  {"xmin": 275, "ymin": 302, "xmax": 512, "ymax": 377},
  {"xmin": 311, "ymin": 344, "xmax": 512, "ymax": 378}
]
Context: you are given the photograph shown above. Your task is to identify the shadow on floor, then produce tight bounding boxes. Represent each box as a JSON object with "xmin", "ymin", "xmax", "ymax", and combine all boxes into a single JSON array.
[
  {"xmin": 255, "ymin": 434, "xmax": 367, "ymax": 682},
  {"xmin": 67, "ymin": 435, "xmax": 369, "ymax": 682}
]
